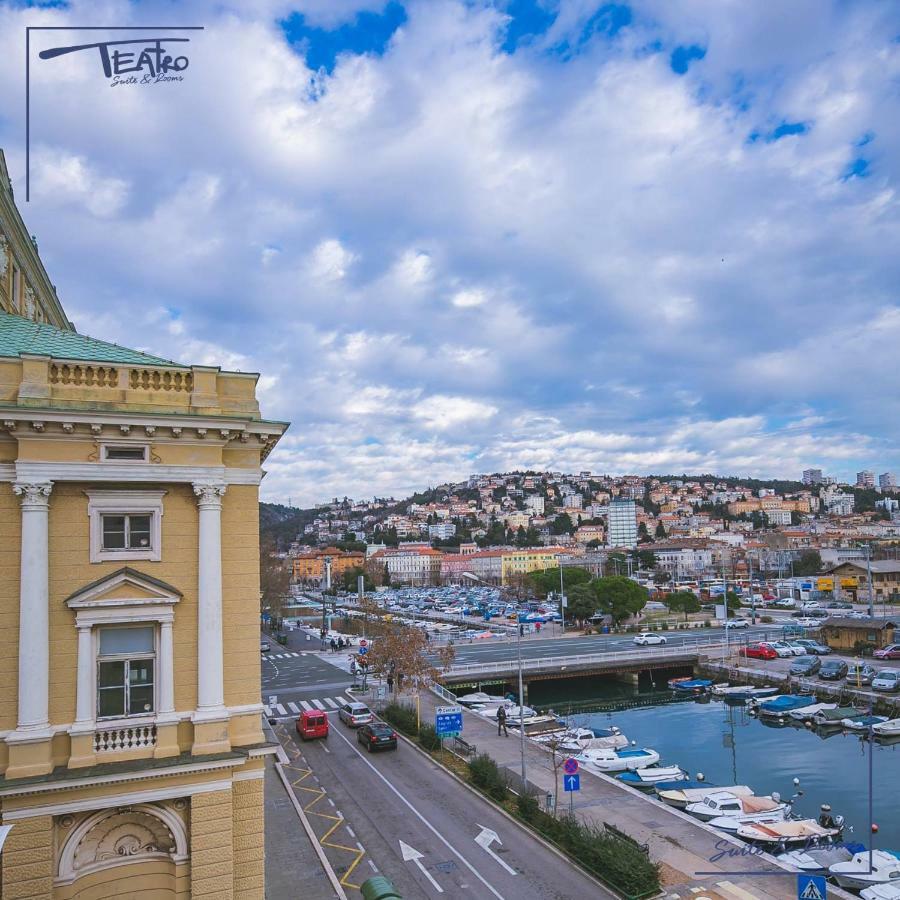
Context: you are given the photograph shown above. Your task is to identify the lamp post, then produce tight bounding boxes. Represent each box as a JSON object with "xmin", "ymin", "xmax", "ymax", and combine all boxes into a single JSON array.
[
  {"xmin": 463, "ymin": 572, "xmax": 527, "ymax": 788},
  {"xmin": 559, "ymin": 563, "xmax": 566, "ymax": 633}
]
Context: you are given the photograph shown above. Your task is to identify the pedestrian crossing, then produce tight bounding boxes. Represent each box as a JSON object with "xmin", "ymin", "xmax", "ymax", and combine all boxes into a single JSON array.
[
  {"xmin": 265, "ymin": 652, "xmax": 308, "ymax": 659},
  {"xmin": 264, "ymin": 695, "xmax": 350, "ymax": 717}
]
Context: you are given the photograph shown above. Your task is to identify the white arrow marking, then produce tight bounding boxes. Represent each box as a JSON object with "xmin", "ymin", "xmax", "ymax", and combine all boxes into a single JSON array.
[
  {"xmin": 399, "ymin": 840, "xmax": 444, "ymax": 893},
  {"xmin": 474, "ymin": 825, "xmax": 517, "ymax": 875}
]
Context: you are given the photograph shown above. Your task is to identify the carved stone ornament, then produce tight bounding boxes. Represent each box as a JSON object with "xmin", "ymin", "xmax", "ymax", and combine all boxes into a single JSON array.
[
  {"xmin": 193, "ymin": 482, "xmax": 227, "ymax": 506},
  {"xmin": 0, "ymin": 233, "xmax": 8, "ymax": 279},
  {"xmin": 72, "ymin": 809, "xmax": 176, "ymax": 873},
  {"xmin": 13, "ymin": 482, "xmax": 53, "ymax": 505},
  {"xmin": 24, "ymin": 285, "xmax": 36, "ymax": 318},
  {"xmin": 62, "ymin": 422, "xmax": 75, "ymax": 434}
]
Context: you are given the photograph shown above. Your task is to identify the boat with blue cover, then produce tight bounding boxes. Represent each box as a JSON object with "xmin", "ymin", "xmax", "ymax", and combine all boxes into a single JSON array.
[
  {"xmin": 575, "ymin": 746, "xmax": 660, "ymax": 772},
  {"xmin": 668, "ymin": 677, "xmax": 713, "ymax": 693},
  {"xmin": 756, "ymin": 695, "xmax": 818, "ymax": 718},
  {"xmin": 617, "ymin": 765, "xmax": 686, "ymax": 789},
  {"xmin": 842, "ymin": 714, "xmax": 890, "ymax": 731}
]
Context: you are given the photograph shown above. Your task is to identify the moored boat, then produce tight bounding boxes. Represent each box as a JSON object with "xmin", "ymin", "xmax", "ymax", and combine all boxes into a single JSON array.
[
  {"xmin": 713, "ymin": 684, "xmax": 779, "ymax": 701},
  {"xmin": 829, "ymin": 849, "xmax": 900, "ymax": 890},
  {"xmin": 656, "ymin": 784, "xmax": 752, "ymax": 810},
  {"xmin": 668, "ymin": 677, "xmax": 713, "ymax": 693},
  {"xmin": 788, "ymin": 702, "xmax": 836, "ymax": 721},
  {"xmin": 842, "ymin": 714, "xmax": 890, "ymax": 731},
  {"xmin": 778, "ymin": 842, "xmax": 866, "ymax": 873},
  {"xmin": 575, "ymin": 746, "xmax": 660, "ymax": 772},
  {"xmin": 686, "ymin": 791, "xmax": 786, "ymax": 823},
  {"xmin": 813, "ymin": 706, "xmax": 862, "ymax": 728},
  {"xmin": 737, "ymin": 807, "xmax": 844, "ymax": 846},
  {"xmin": 457, "ymin": 691, "xmax": 507, "ymax": 708},
  {"xmin": 861, "ymin": 884, "xmax": 900, "ymax": 900},
  {"xmin": 757, "ymin": 695, "xmax": 818, "ymax": 718},
  {"xmin": 873, "ymin": 718, "xmax": 900, "ymax": 737},
  {"xmin": 617, "ymin": 765, "xmax": 686, "ymax": 790}
]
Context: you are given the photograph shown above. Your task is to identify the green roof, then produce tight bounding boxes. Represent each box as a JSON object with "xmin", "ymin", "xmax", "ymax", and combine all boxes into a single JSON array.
[{"xmin": 0, "ymin": 310, "xmax": 183, "ymax": 367}]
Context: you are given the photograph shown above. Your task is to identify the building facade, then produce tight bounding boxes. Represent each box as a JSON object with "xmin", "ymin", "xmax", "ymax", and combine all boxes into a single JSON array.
[
  {"xmin": 500, "ymin": 547, "xmax": 564, "ymax": 584},
  {"xmin": 607, "ymin": 498, "xmax": 638, "ymax": 549},
  {"xmin": 0, "ymin": 151, "xmax": 286, "ymax": 899},
  {"xmin": 291, "ymin": 546, "xmax": 365, "ymax": 585}
]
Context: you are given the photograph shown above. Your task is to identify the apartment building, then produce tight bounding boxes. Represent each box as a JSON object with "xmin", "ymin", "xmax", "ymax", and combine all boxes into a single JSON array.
[
  {"xmin": 0, "ymin": 152, "xmax": 287, "ymax": 899},
  {"xmin": 500, "ymin": 547, "xmax": 564, "ymax": 584},
  {"xmin": 857, "ymin": 470, "xmax": 876, "ymax": 489},
  {"xmin": 291, "ymin": 546, "xmax": 365, "ymax": 584},
  {"xmin": 369, "ymin": 545, "xmax": 443, "ymax": 585},
  {"xmin": 607, "ymin": 498, "xmax": 638, "ymax": 549}
]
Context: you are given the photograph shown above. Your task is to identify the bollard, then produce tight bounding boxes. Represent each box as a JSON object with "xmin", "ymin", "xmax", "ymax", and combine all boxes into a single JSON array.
[{"xmin": 360, "ymin": 875, "xmax": 402, "ymax": 899}]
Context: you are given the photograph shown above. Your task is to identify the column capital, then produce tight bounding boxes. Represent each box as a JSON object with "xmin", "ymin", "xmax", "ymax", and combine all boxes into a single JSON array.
[
  {"xmin": 13, "ymin": 481, "xmax": 53, "ymax": 507},
  {"xmin": 193, "ymin": 482, "xmax": 226, "ymax": 508}
]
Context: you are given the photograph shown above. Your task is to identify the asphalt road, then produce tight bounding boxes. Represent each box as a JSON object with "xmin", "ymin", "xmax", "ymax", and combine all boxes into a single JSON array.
[{"xmin": 281, "ymin": 716, "xmax": 613, "ymax": 899}]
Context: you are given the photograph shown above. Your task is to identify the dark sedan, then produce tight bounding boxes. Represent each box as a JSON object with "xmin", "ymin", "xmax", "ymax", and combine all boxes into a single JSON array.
[
  {"xmin": 357, "ymin": 722, "xmax": 398, "ymax": 752},
  {"xmin": 794, "ymin": 640, "xmax": 832, "ymax": 655},
  {"xmin": 790, "ymin": 656, "xmax": 821, "ymax": 676},
  {"xmin": 819, "ymin": 660, "xmax": 849, "ymax": 681}
]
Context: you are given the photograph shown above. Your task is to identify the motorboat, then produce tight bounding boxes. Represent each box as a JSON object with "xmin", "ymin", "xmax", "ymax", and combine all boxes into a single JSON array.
[
  {"xmin": 757, "ymin": 695, "xmax": 818, "ymax": 718},
  {"xmin": 779, "ymin": 842, "xmax": 866, "ymax": 873},
  {"xmin": 531, "ymin": 727, "xmax": 627, "ymax": 751},
  {"xmin": 477, "ymin": 704, "xmax": 535, "ymax": 720},
  {"xmin": 737, "ymin": 807, "xmax": 844, "ymax": 846},
  {"xmin": 457, "ymin": 691, "xmax": 508, "ymax": 708},
  {"xmin": 788, "ymin": 702, "xmax": 836, "ymax": 721},
  {"xmin": 712, "ymin": 684, "xmax": 779, "ymax": 701},
  {"xmin": 842, "ymin": 714, "xmax": 890, "ymax": 731},
  {"xmin": 617, "ymin": 766, "xmax": 686, "ymax": 790},
  {"xmin": 575, "ymin": 746, "xmax": 660, "ymax": 773},
  {"xmin": 813, "ymin": 706, "xmax": 863, "ymax": 728},
  {"xmin": 862, "ymin": 885, "xmax": 900, "ymax": 900},
  {"xmin": 656, "ymin": 784, "xmax": 753, "ymax": 810},
  {"xmin": 668, "ymin": 677, "xmax": 713, "ymax": 693},
  {"xmin": 686, "ymin": 791, "xmax": 787, "ymax": 823},
  {"xmin": 830, "ymin": 850, "xmax": 900, "ymax": 890},
  {"xmin": 873, "ymin": 718, "xmax": 900, "ymax": 737}
]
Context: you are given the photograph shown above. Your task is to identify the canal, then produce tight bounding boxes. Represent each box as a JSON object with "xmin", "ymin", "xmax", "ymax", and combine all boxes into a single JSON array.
[{"xmin": 530, "ymin": 676, "xmax": 900, "ymax": 851}]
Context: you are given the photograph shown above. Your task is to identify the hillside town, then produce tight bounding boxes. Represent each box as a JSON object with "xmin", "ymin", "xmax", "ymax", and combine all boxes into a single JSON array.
[{"xmin": 274, "ymin": 468, "xmax": 900, "ymax": 592}]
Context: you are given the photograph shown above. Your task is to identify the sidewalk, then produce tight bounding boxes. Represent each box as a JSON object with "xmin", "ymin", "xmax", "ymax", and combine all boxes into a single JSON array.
[{"xmin": 413, "ymin": 689, "xmax": 855, "ymax": 900}]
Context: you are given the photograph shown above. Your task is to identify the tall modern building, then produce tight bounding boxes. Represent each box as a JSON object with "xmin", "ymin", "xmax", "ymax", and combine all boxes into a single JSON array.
[
  {"xmin": 802, "ymin": 468, "xmax": 824, "ymax": 485},
  {"xmin": 0, "ymin": 150, "xmax": 287, "ymax": 898},
  {"xmin": 856, "ymin": 470, "xmax": 876, "ymax": 489},
  {"xmin": 880, "ymin": 472, "xmax": 897, "ymax": 491},
  {"xmin": 607, "ymin": 498, "xmax": 638, "ymax": 549}
]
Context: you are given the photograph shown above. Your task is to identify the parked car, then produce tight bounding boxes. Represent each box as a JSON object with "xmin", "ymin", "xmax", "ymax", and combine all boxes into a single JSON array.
[
  {"xmin": 800, "ymin": 601, "xmax": 821, "ymax": 610},
  {"xmin": 724, "ymin": 618, "xmax": 750, "ymax": 629},
  {"xmin": 296, "ymin": 710, "xmax": 329, "ymax": 741},
  {"xmin": 357, "ymin": 722, "xmax": 398, "ymax": 752},
  {"xmin": 794, "ymin": 640, "xmax": 832, "ymax": 655},
  {"xmin": 871, "ymin": 669, "xmax": 900, "ymax": 693},
  {"xmin": 790, "ymin": 656, "xmax": 822, "ymax": 676},
  {"xmin": 826, "ymin": 601, "xmax": 853, "ymax": 610},
  {"xmin": 874, "ymin": 644, "xmax": 900, "ymax": 660},
  {"xmin": 845, "ymin": 663, "xmax": 878, "ymax": 686},
  {"xmin": 633, "ymin": 632, "xmax": 667, "ymax": 645},
  {"xmin": 741, "ymin": 644, "xmax": 778, "ymax": 660},
  {"xmin": 260, "ymin": 640, "xmax": 271, "ymax": 652},
  {"xmin": 338, "ymin": 701, "xmax": 374, "ymax": 728},
  {"xmin": 773, "ymin": 598, "xmax": 796, "ymax": 608},
  {"xmin": 760, "ymin": 641, "xmax": 795, "ymax": 659},
  {"xmin": 819, "ymin": 660, "xmax": 849, "ymax": 681},
  {"xmin": 793, "ymin": 617, "xmax": 823, "ymax": 628},
  {"xmin": 783, "ymin": 641, "xmax": 808, "ymax": 655}
]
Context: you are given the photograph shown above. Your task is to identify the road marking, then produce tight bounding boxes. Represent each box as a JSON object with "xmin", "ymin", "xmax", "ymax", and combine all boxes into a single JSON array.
[
  {"xmin": 300, "ymin": 701, "xmax": 313, "ymax": 711},
  {"xmin": 368, "ymin": 859, "xmax": 378, "ymax": 871},
  {"xmin": 288, "ymin": 702, "xmax": 300, "ymax": 713},
  {"xmin": 329, "ymin": 726, "xmax": 504, "ymax": 899},
  {"xmin": 400, "ymin": 840, "xmax": 444, "ymax": 893},
  {"xmin": 312, "ymin": 699, "xmax": 326, "ymax": 710},
  {"xmin": 475, "ymin": 825, "xmax": 517, "ymax": 875},
  {"xmin": 276, "ymin": 703, "xmax": 287, "ymax": 715},
  {"xmin": 324, "ymin": 698, "xmax": 339, "ymax": 708},
  {"xmin": 346, "ymin": 826, "xmax": 356, "ymax": 838}
]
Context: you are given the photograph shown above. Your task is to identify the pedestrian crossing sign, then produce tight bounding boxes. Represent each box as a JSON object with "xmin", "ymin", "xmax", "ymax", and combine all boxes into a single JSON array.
[{"xmin": 798, "ymin": 874, "xmax": 826, "ymax": 900}]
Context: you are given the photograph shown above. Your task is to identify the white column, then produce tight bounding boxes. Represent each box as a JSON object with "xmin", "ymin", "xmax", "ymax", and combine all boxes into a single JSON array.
[
  {"xmin": 12, "ymin": 481, "xmax": 53, "ymax": 736},
  {"xmin": 193, "ymin": 482, "xmax": 227, "ymax": 719},
  {"xmin": 72, "ymin": 624, "xmax": 94, "ymax": 729},
  {"xmin": 158, "ymin": 619, "xmax": 176, "ymax": 717}
]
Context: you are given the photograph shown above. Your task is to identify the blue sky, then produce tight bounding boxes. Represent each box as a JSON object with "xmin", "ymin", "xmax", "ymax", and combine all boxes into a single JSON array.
[{"xmin": 2, "ymin": 0, "xmax": 899, "ymax": 503}]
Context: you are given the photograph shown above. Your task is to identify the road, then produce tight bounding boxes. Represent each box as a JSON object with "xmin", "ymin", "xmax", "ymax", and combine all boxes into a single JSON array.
[{"xmin": 275, "ymin": 710, "xmax": 613, "ymax": 899}]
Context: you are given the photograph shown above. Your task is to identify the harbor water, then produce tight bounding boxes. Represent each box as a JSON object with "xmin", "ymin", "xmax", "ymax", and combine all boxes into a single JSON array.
[{"xmin": 529, "ymin": 677, "xmax": 900, "ymax": 850}]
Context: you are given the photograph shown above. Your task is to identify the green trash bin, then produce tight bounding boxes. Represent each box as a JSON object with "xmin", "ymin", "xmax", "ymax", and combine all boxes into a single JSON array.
[{"xmin": 360, "ymin": 875, "xmax": 402, "ymax": 900}]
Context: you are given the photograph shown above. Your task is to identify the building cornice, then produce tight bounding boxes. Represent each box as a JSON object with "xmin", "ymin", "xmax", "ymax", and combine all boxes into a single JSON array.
[{"xmin": 4, "ymin": 461, "xmax": 262, "ymax": 485}]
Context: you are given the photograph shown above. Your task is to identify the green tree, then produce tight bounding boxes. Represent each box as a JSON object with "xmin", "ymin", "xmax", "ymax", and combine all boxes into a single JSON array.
[
  {"xmin": 550, "ymin": 512, "xmax": 574, "ymax": 535},
  {"xmin": 526, "ymin": 566, "xmax": 592, "ymax": 598},
  {"xmin": 655, "ymin": 522, "xmax": 667, "ymax": 538},
  {"xmin": 635, "ymin": 549, "xmax": 656, "ymax": 570},
  {"xmin": 340, "ymin": 566, "xmax": 375, "ymax": 592},
  {"xmin": 593, "ymin": 576, "xmax": 649, "ymax": 624},
  {"xmin": 567, "ymin": 583, "xmax": 601, "ymax": 624},
  {"xmin": 605, "ymin": 552, "xmax": 628, "ymax": 576},
  {"xmin": 637, "ymin": 522, "xmax": 649, "ymax": 542},
  {"xmin": 665, "ymin": 590, "xmax": 701, "ymax": 621},
  {"xmin": 725, "ymin": 590, "xmax": 742, "ymax": 617},
  {"xmin": 792, "ymin": 550, "xmax": 822, "ymax": 577}
]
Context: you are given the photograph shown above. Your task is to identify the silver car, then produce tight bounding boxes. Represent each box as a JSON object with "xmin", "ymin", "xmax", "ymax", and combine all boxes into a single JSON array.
[
  {"xmin": 338, "ymin": 701, "xmax": 374, "ymax": 727},
  {"xmin": 872, "ymin": 669, "xmax": 900, "ymax": 693}
]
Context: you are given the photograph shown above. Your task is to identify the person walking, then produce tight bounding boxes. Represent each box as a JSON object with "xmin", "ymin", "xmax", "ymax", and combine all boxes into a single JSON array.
[
  {"xmin": 337, "ymin": 636, "xmax": 345, "ymax": 650},
  {"xmin": 497, "ymin": 705, "xmax": 508, "ymax": 737},
  {"xmin": 329, "ymin": 637, "xmax": 337, "ymax": 653},
  {"xmin": 387, "ymin": 674, "xmax": 394, "ymax": 694}
]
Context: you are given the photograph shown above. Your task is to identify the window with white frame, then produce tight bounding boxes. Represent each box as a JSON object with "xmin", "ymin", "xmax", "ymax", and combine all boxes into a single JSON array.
[
  {"xmin": 87, "ymin": 490, "xmax": 165, "ymax": 562},
  {"xmin": 97, "ymin": 625, "xmax": 156, "ymax": 719},
  {"xmin": 101, "ymin": 443, "xmax": 150, "ymax": 462}
]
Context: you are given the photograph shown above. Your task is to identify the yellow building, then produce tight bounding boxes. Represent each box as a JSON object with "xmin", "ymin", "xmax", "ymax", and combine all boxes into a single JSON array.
[
  {"xmin": 0, "ymin": 151, "xmax": 287, "ymax": 898},
  {"xmin": 292, "ymin": 546, "xmax": 365, "ymax": 583},
  {"xmin": 500, "ymin": 547, "xmax": 565, "ymax": 584}
]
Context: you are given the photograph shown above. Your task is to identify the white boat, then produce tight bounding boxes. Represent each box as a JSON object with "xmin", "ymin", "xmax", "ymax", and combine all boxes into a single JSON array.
[
  {"xmin": 737, "ymin": 817, "xmax": 842, "ymax": 846},
  {"xmin": 778, "ymin": 843, "xmax": 864, "ymax": 873},
  {"xmin": 862, "ymin": 885, "xmax": 900, "ymax": 900},
  {"xmin": 873, "ymin": 718, "xmax": 900, "ymax": 737},
  {"xmin": 708, "ymin": 810, "xmax": 789, "ymax": 835},
  {"xmin": 617, "ymin": 765, "xmax": 686, "ymax": 788},
  {"xmin": 657, "ymin": 785, "xmax": 753, "ymax": 810},
  {"xmin": 457, "ymin": 692, "xmax": 508, "ymax": 708},
  {"xmin": 686, "ymin": 791, "xmax": 787, "ymax": 823},
  {"xmin": 532, "ymin": 728, "xmax": 628, "ymax": 752},
  {"xmin": 575, "ymin": 746, "xmax": 660, "ymax": 772},
  {"xmin": 477, "ymin": 704, "xmax": 535, "ymax": 720},
  {"xmin": 788, "ymin": 702, "xmax": 836, "ymax": 721},
  {"xmin": 830, "ymin": 850, "xmax": 900, "ymax": 890},
  {"xmin": 712, "ymin": 684, "xmax": 779, "ymax": 700}
]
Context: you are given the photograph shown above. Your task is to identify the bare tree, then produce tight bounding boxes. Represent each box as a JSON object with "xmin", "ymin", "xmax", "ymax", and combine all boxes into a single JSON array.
[{"xmin": 260, "ymin": 535, "xmax": 291, "ymax": 625}]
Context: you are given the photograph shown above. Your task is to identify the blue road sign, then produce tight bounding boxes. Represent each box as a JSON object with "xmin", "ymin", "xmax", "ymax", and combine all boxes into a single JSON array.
[
  {"xmin": 358, "ymin": 645, "xmax": 368, "ymax": 655},
  {"xmin": 563, "ymin": 774, "xmax": 580, "ymax": 792},
  {"xmin": 563, "ymin": 757, "xmax": 579, "ymax": 776},
  {"xmin": 798, "ymin": 874, "xmax": 826, "ymax": 900},
  {"xmin": 435, "ymin": 706, "xmax": 463, "ymax": 737}
]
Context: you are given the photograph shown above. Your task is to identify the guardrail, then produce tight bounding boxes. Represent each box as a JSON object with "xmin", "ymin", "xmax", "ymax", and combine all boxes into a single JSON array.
[{"xmin": 444, "ymin": 639, "xmax": 726, "ymax": 677}]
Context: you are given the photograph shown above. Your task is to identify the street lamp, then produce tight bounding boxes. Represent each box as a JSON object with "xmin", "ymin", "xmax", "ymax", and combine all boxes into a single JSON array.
[{"xmin": 462, "ymin": 572, "xmax": 527, "ymax": 788}]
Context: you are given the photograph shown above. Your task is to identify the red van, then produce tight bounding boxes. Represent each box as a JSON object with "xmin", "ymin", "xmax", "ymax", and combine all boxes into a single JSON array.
[{"xmin": 297, "ymin": 710, "xmax": 329, "ymax": 741}]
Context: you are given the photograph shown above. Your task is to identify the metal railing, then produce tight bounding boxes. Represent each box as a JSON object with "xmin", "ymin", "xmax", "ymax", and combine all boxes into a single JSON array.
[{"xmin": 444, "ymin": 639, "xmax": 726, "ymax": 677}]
